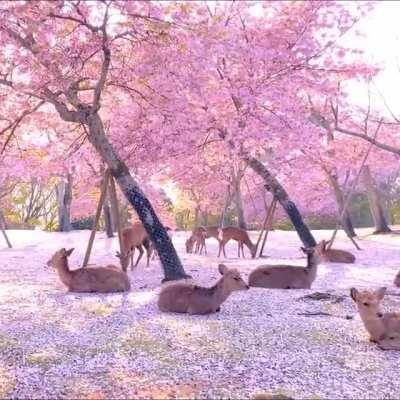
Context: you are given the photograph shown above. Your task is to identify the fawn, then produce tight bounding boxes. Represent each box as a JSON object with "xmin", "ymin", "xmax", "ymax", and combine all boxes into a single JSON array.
[
  {"xmin": 248, "ymin": 242, "xmax": 324, "ymax": 289},
  {"xmin": 218, "ymin": 226, "xmax": 257, "ymax": 258},
  {"xmin": 350, "ymin": 287, "xmax": 400, "ymax": 350},
  {"xmin": 47, "ymin": 248, "xmax": 131, "ymax": 293},
  {"xmin": 185, "ymin": 227, "xmax": 207, "ymax": 254},
  {"xmin": 158, "ymin": 264, "xmax": 249, "ymax": 314}
]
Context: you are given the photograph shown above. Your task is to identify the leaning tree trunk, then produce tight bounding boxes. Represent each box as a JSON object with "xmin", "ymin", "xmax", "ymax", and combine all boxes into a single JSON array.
[
  {"xmin": 242, "ymin": 156, "xmax": 316, "ymax": 248},
  {"xmin": 362, "ymin": 165, "xmax": 391, "ymax": 234},
  {"xmin": 86, "ymin": 112, "xmax": 189, "ymax": 282},
  {"xmin": 56, "ymin": 173, "xmax": 72, "ymax": 232},
  {"xmin": 103, "ymin": 193, "xmax": 114, "ymax": 238},
  {"xmin": 325, "ymin": 172, "xmax": 357, "ymax": 238},
  {"xmin": 233, "ymin": 176, "xmax": 247, "ymax": 230}
]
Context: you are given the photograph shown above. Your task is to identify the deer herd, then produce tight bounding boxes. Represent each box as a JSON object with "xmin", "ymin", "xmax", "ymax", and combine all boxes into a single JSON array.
[{"xmin": 45, "ymin": 223, "xmax": 400, "ymax": 351}]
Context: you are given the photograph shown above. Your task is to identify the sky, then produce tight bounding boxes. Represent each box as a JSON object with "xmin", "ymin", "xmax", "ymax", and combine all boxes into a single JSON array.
[{"xmin": 345, "ymin": 1, "xmax": 400, "ymax": 116}]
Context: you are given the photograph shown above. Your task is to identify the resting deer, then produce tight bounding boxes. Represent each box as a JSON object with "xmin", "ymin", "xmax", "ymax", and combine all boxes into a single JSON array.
[
  {"xmin": 158, "ymin": 264, "xmax": 249, "ymax": 314},
  {"xmin": 185, "ymin": 227, "xmax": 206, "ymax": 254},
  {"xmin": 122, "ymin": 222, "xmax": 151, "ymax": 269},
  {"xmin": 317, "ymin": 239, "xmax": 355, "ymax": 263},
  {"xmin": 47, "ymin": 248, "xmax": 131, "ymax": 293},
  {"xmin": 350, "ymin": 287, "xmax": 400, "ymax": 350},
  {"xmin": 218, "ymin": 226, "xmax": 257, "ymax": 258},
  {"xmin": 248, "ymin": 243, "xmax": 324, "ymax": 289}
]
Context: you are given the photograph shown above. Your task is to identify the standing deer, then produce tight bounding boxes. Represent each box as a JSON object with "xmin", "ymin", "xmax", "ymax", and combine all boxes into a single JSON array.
[
  {"xmin": 248, "ymin": 243, "xmax": 324, "ymax": 289},
  {"xmin": 350, "ymin": 287, "xmax": 400, "ymax": 350},
  {"xmin": 47, "ymin": 248, "xmax": 131, "ymax": 293},
  {"xmin": 158, "ymin": 264, "xmax": 249, "ymax": 314},
  {"xmin": 317, "ymin": 239, "xmax": 355, "ymax": 263},
  {"xmin": 218, "ymin": 226, "xmax": 257, "ymax": 258},
  {"xmin": 185, "ymin": 227, "xmax": 207, "ymax": 254},
  {"xmin": 121, "ymin": 222, "xmax": 151, "ymax": 269}
]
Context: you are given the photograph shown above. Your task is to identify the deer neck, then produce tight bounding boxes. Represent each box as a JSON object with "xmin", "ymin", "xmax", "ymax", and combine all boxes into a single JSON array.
[
  {"xmin": 54, "ymin": 257, "xmax": 73, "ymax": 288},
  {"xmin": 213, "ymin": 277, "xmax": 233, "ymax": 307},
  {"xmin": 305, "ymin": 253, "xmax": 319, "ymax": 283}
]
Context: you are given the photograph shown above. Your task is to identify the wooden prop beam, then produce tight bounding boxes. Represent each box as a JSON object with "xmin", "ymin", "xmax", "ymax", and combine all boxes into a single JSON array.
[
  {"xmin": 82, "ymin": 169, "xmax": 110, "ymax": 267},
  {"xmin": 0, "ymin": 210, "xmax": 11, "ymax": 248},
  {"xmin": 259, "ymin": 197, "xmax": 277, "ymax": 257}
]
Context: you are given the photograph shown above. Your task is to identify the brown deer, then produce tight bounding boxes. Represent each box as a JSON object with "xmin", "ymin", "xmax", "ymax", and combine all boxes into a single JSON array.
[
  {"xmin": 122, "ymin": 222, "xmax": 151, "ymax": 269},
  {"xmin": 317, "ymin": 239, "xmax": 355, "ymax": 263},
  {"xmin": 185, "ymin": 227, "xmax": 206, "ymax": 254},
  {"xmin": 393, "ymin": 271, "xmax": 400, "ymax": 287},
  {"xmin": 350, "ymin": 287, "xmax": 400, "ymax": 349},
  {"xmin": 158, "ymin": 264, "xmax": 249, "ymax": 314},
  {"xmin": 218, "ymin": 226, "xmax": 257, "ymax": 258},
  {"xmin": 47, "ymin": 248, "xmax": 131, "ymax": 293},
  {"xmin": 248, "ymin": 243, "xmax": 324, "ymax": 289}
]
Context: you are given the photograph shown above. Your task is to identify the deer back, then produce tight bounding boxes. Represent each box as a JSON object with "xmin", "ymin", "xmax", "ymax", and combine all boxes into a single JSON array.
[
  {"xmin": 325, "ymin": 248, "xmax": 355, "ymax": 263},
  {"xmin": 122, "ymin": 222, "xmax": 148, "ymax": 250}
]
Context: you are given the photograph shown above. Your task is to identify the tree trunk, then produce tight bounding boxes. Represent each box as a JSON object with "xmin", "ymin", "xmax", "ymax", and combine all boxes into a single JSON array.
[
  {"xmin": 325, "ymin": 171, "xmax": 357, "ymax": 238},
  {"xmin": 233, "ymin": 176, "xmax": 247, "ymax": 229},
  {"xmin": 362, "ymin": 165, "xmax": 392, "ymax": 234},
  {"xmin": 57, "ymin": 173, "xmax": 72, "ymax": 232},
  {"xmin": 243, "ymin": 156, "xmax": 316, "ymax": 247},
  {"xmin": 86, "ymin": 112, "xmax": 189, "ymax": 282},
  {"xmin": 103, "ymin": 194, "xmax": 114, "ymax": 237},
  {"xmin": 194, "ymin": 205, "xmax": 200, "ymax": 227},
  {"xmin": 201, "ymin": 209, "xmax": 209, "ymax": 226},
  {"xmin": 219, "ymin": 185, "xmax": 232, "ymax": 228}
]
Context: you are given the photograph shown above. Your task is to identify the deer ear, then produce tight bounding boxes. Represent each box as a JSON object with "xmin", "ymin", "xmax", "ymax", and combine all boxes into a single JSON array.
[
  {"xmin": 65, "ymin": 248, "xmax": 74, "ymax": 256},
  {"xmin": 376, "ymin": 287, "xmax": 387, "ymax": 300},
  {"xmin": 350, "ymin": 288, "xmax": 358, "ymax": 302},
  {"xmin": 218, "ymin": 264, "xmax": 228, "ymax": 275}
]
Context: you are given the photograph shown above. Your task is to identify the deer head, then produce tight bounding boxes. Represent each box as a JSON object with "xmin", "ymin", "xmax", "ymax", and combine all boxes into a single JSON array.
[
  {"xmin": 218, "ymin": 263, "xmax": 249, "ymax": 291},
  {"xmin": 350, "ymin": 287, "xmax": 386, "ymax": 318},
  {"xmin": 46, "ymin": 248, "xmax": 74, "ymax": 268}
]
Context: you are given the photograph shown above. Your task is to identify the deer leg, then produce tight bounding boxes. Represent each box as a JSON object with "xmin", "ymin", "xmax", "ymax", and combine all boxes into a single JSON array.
[
  {"xmin": 237, "ymin": 242, "xmax": 240, "ymax": 258},
  {"xmin": 241, "ymin": 243, "xmax": 246, "ymax": 258},
  {"xmin": 134, "ymin": 246, "xmax": 144, "ymax": 268},
  {"xmin": 130, "ymin": 248, "xmax": 135, "ymax": 269},
  {"xmin": 218, "ymin": 242, "xmax": 222, "ymax": 257},
  {"xmin": 223, "ymin": 242, "xmax": 227, "ymax": 258}
]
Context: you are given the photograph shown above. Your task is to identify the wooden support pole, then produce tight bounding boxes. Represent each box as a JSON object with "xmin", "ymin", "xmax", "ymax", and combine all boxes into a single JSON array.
[
  {"xmin": 255, "ymin": 198, "xmax": 275, "ymax": 253},
  {"xmin": 82, "ymin": 170, "xmax": 110, "ymax": 267},
  {"xmin": 0, "ymin": 210, "xmax": 11, "ymax": 248},
  {"xmin": 259, "ymin": 198, "xmax": 277, "ymax": 257},
  {"xmin": 108, "ymin": 175, "xmax": 125, "ymax": 271}
]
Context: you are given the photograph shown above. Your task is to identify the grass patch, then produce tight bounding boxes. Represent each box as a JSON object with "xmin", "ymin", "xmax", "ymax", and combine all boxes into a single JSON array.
[{"xmin": 26, "ymin": 349, "xmax": 62, "ymax": 370}]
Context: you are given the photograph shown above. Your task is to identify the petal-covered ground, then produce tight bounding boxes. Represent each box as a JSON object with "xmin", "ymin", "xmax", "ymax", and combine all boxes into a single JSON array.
[{"xmin": 0, "ymin": 228, "xmax": 399, "ymax": 399}]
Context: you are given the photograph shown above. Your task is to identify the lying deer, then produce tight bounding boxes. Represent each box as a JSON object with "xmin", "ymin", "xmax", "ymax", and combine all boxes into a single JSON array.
[
  {"xmin": 158, "ymin": 264, "xmax": 249, "ymax": 314},
  {"xmin": 248, "ymin": 242, "xmax": 324, "ymax": 289},
  {"xmin": 317, "ymin": 239, "xmax": 355, "ymax": 263},
  {"xmin": 350, "ymin": 287, "xmax": 400, "ymax": 350},
  {"xmin": 218, "ymin": 226, "xmax": 256, "ymax": 258},
  {"xmin": 122, "ymin": 222, "xmax": 151, "ymax": 269},
  {"xmin": 47, "ymin": 248, "xmax": 131, "ymax": 293},
  {"xmin": 185, "ymin": 227, "xmax": 206, "ymax": 254}
]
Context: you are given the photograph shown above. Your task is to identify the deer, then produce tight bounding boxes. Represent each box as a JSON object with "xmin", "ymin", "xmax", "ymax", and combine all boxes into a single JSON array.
[
  {"xmin": 185, "ymin": 227, "xmax": 207, "ymax": 254},
  {"xmin": 47, "ymin": 248, "xmax": 131, "ymax": 293},
  {"xmin": 158, "ymin": 263, "xmax": 249, "ymax": 315},
  {"xmin": 393, "ymin": 271, "xmax": 400, "ymax": 287},
  {"xmin": 121, "ymin": 222, "xmax": 151, "ymax": 269},
  {"xmin": 218, "ymin": 226, "xmax": 257, "ymax": 258},
  {"xmin": 248, "ymin": 242, "xmax": 324, "ymax": 289},
  {"xmin": 317, "ymin": 239, "xmax": 355, "ymax": 263},
  {"xmin": 350, "ymin": 287, "xmax": 400, "ymax": 350}
]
